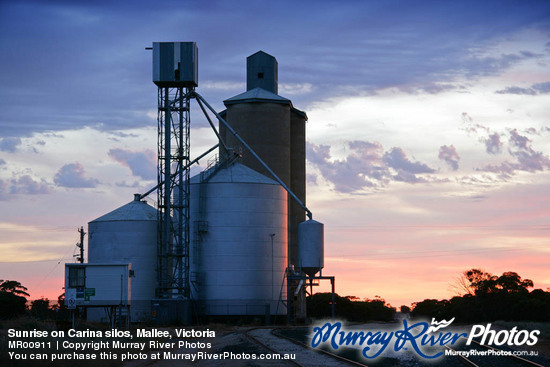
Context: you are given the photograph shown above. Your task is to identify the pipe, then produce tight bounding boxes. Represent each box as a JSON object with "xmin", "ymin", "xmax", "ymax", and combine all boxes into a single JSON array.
[
  {"xmin": 139, "ymin": 143, "xmax": 219, "ymax": 200},
  {"xmin": 196, "ymin": 98, "xmax": 230, "ymax": 154},
  {"xmin": 193, "ymin": 91, "xmax": 313, "ymax": 220}
]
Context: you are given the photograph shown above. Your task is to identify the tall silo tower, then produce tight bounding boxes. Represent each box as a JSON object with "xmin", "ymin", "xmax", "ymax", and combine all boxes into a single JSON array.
[{"xmin": 219, "ymin": 51, "xmax": 307, "ymax": 268}]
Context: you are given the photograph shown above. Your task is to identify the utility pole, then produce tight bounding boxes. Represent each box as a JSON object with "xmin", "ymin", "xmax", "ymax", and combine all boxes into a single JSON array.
[{"xmin": 76, "ymin": 226, "xmax": 85, "ymax": 263}]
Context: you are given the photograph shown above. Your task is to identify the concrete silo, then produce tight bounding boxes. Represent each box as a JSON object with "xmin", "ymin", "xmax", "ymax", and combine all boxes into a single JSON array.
[
  {"xmin": 189, "ymin": 162, "xmax": 288, "ymax": 317},
  {"xmin": 87, "ymin": 195, "xmax": 157, "ymax": 322},
  {"xmin": 219, "ymin": 51, "xmax": 307, "ymax": 268}
]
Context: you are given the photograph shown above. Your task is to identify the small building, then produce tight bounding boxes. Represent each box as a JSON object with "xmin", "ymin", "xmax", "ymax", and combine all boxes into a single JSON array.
[{"xmin": 64, "ymin": 263, "xmax": 131, "ymax": 321}]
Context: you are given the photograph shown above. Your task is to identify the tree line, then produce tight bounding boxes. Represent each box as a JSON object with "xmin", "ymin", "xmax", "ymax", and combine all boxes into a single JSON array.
[
  {"xmin": 411, "ymin": 269, "xmax": 550, "ymax": 322},
  {"xmin": 307, "ymin": 269, "xmax": 549, "ymax": 322},
  {"xmin": 0, "ymin": 280, "xmax": 68, "ymax": 320}
]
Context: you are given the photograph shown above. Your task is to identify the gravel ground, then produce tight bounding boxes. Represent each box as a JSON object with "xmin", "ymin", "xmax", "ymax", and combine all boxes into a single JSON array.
[
  {"xmin": 248, "ymin": 328, "xmax": 353, "ymax": 367},
  {"xmin": 125, "ymin": 326, "xmax": 356, "ymax": 367}
]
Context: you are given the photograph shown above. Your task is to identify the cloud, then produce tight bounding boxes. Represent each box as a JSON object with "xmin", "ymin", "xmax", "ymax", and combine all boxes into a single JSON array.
[
  {"xmin": 438, "ymin": 145, "xmax": 460, "ymax": 170},
  {"xmin": 495, "ymin": 86, "xmax": 537, "ymax": 95},
  {"xmin": 2, "ymin": 1, "xmax": 550, "ymax": 138},
  {"xmin": 461, "ymin": 113, "xmax": 493, "ymax": 136},
  {"xmin": 53, "ymin": 162, "xmax": 99, "ymax": 188},
  {"xmin": 508, "ymin": 129, "xmax": 550, "ymax": 172},
  {"xmin": 495, "ymin": 81, "xmax": 550, "ymax": 95},
  {"xmin": 308, "ymin": 140, "xmax": 389, "ymax": 192},
  {"xmin": 108, "ymin": 148, "xmax": 156, "ymax": 180},
  {"xmin": 477, "ymin": 129, "xmax": 550, "ymax": 176},
  {"xmin": 508, "ymin": 129, "xmax": 530, "ymax": 150},
  {"xmin": 115, "ymin": 180, "xmax": 140, "ymax": 188},
  {"xmin": 0, "ymin": 175, "xmax": 52, "ymax": 200},
  {"xmin": 0, "ymin": 159, "xmax": 6, "ymax": 166},
  {"xmin": 532, "ymin": 82, "xmax": 550, "ymax": 94},
  {"xmin": 306, "ymin": 173, "xmax": 318, "ymax": 185},
  {"xmin": 307, "ymin": 141, "xmax": 436, "ymax": 192},
  {"xmin": 484, "ymin": 133, "xmax": 503, "ymax": 154},
  {"xmin": 0, "ymin": 138, "xmax": 22, "ymax": 153},
  {"xmin": 383, "ymin": 148, "xmax": 435, "ymax": 175}
]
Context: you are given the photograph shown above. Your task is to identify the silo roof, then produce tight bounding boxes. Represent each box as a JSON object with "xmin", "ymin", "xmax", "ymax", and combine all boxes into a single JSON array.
[
  {"xmin": 223, "ymin": 87, "xmax": 290, "ymax": 106},
  {"xmin": 222, "ymin": 87, "xmax": 307, "ymax": 119},
  {"xmin": 90, "ymin": 199, "xmax": 157, "ymax": 223},
  {"xmin": 191, "ymin": 162, "xmax": 279, "ymax": 185}
]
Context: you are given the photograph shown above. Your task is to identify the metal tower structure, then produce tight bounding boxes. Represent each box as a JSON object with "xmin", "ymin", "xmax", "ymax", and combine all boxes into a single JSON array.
[
  {"xmin": 153, "ymin": 42, "xmax": 198, "ymax": 299},
  {"xmin": 157, "ymin": 86, "xmax": 192, "ymax": 298}
]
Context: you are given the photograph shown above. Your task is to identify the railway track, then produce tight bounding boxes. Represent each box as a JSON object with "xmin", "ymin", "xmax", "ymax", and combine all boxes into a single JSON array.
[{"xmin": 243, "ymin": 327, "xmax": 369, "ymax": 367}]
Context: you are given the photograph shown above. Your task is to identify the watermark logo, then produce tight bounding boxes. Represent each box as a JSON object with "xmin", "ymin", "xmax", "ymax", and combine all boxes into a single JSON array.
[
  {"xmin": 311, "ymin": 318, "xmax": 466, "ymax": 359},
  {"xmin": 467, "ymin": 324, "xmax": 539, "ymax": 347},
  {"xmin": 311, "ymin": 319, "xmax": 540, "ymax": 360},
  {"xmin": 427, "ymin": 317, "xmax": 455, "ymax": 333}
]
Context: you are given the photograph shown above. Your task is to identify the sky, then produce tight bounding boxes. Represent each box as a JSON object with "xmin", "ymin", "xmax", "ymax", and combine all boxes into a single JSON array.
[{"xmin": 1, "ymin": 0, "xmax": 549, "ymax": 308}]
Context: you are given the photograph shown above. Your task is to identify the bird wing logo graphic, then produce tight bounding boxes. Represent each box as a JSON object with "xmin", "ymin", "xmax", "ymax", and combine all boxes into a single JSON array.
[{"xmin": 426, "ymin": 317, "xmax": 455, "ymax": 333}]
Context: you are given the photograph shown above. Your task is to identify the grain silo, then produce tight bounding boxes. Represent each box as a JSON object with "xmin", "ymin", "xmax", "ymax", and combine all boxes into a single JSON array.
[
  {"xmin": 219, "ymin": 51, "xmax": 307, "ymax": 268},
  {"xmin": 188, "ymin": 162, "xmax": 287, "ymax": 317},
  {"xmin": 87, "ymin": 194, "xmax": 157, "ymax": 322},
  {"xmin": 67, "ymin": 45, "xmax": 329, "ymax": 324}
]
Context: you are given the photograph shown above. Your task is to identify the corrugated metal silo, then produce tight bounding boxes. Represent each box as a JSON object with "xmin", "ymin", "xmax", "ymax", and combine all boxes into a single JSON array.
[
  {"xmin": 189, "ymin": 162, "xmax": 288, "ymax": 316},
  {"xmin": 298, "ymin": 219, "xmax": 324, "ymax": 277},
  {"xmin": 87, "ymin": 195, "xmax": 157, "ymax": 322}
]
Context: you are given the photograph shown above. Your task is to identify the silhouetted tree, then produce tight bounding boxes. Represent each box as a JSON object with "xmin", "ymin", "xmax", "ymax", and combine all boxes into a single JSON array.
[
  {"xmin": 307, "ymin": 293, "xmax": 395, "ymax": 321},
  {"xmin": 411, "ymin": 299, "xmax": 448, "ymax": 319},
  {"xmin": 0, "ymin": 292, "xmax": 27, "ymax": 319},
  {"xmin": 30, "ymin": 298, "xmax": 53, "ymax": 320},
  {"xmin": 452, "ymin": 269, "xmax": 533, "ymax": 296},
  {"xmin": 0, "ymin": 280, "xmax": 29, "ymax": 319},
  {"xmin": 0, "ymin": 280, "xmax": 30, "ymax": 297},
  {"xmin": 415, "ymin": 269, "xmax": 546, "ymax": 322},
  {"xmin": 494, "ymin": 272, "xmax": 533, "ymax": 294}
]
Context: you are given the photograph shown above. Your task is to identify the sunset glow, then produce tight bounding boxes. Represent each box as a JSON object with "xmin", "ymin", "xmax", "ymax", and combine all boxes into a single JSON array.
[{"xmin": 1, "ymin": 0, "xmax": 549, "ymax": 309}]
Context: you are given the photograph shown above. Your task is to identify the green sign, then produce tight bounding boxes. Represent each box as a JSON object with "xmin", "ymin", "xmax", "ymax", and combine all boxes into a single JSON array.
[{"xmin": 85, "ymin": 288, "xmax": 95, "ymax": 296}]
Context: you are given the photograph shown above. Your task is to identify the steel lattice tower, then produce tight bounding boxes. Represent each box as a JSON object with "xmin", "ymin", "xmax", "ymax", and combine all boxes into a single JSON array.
[
  {"xmin": 157, "ymin": 86, "xmax": 192, "ymax": 298},
  {"xmin": 152, "ymin": 42, "xmax": 198, "ymax": 301}
]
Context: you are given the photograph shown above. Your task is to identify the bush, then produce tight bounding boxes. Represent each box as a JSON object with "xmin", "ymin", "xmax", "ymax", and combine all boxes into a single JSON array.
[
  {"xmin": 307, "ymin": 293, "xmax": 395, "ymax": 322},
  {"xmin": 0, "ymin": 292, "xmax": 27, "ymax": 319}
]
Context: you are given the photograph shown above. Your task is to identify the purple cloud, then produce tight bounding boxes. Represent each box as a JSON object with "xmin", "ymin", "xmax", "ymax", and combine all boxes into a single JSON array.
[
  {"xmin": 496, "ymin": 81, "xmax": 550, "ymax": 95},
  {"xmin": 438, "ymin": 145, "xmax": 460, "ymax": 170},
  {"xmin": 54, "ymin": 162, "xmax": 99, "ymax": 188},
  {"xmin": 508, "ymin": 129, "xmax": 531, "ymax": 150},
  {"xmin": 108, "ymin": 148, "xmax": 156, "ymax": 180},
  {"xmin": 306, "ymin": 173, "xmax": 318, "ymax": 185},
  {"xmin": 0, "ymin": 175, "xmax": 51, "ymax": 200},
  {"xmin": 383, "ymin": 147, "xmax": 435, "ymax": 175},
  {"xmin": 484, "ymin": 133, "xmax": 503, "ymax": 154},
  {"xmin": 307, "ymin": 141, "xmax": 435, "ymax": 192},
  {"xmin": 477, "ymin": 129, "xmax": 550, "ymax": 176}
]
